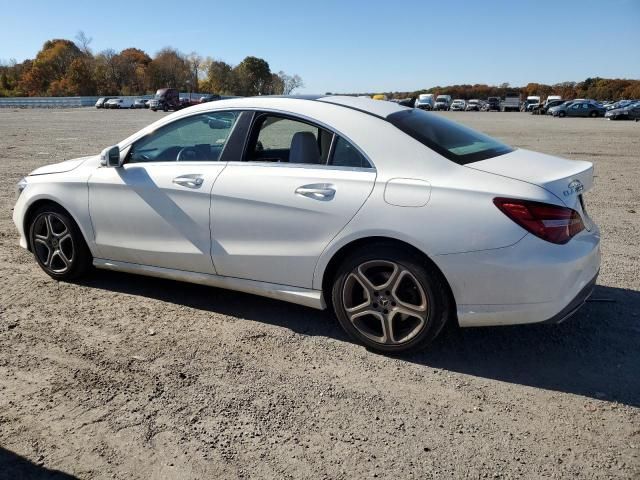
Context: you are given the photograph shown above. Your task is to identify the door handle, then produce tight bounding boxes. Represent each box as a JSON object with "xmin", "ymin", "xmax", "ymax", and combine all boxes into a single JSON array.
[
  {"xmin": 295, "ymin": 184, "xmax": 336, "ymax": 201},
  {"xmin": 173, "ymin": 175, "xmax": 204, "ymax": 188}
]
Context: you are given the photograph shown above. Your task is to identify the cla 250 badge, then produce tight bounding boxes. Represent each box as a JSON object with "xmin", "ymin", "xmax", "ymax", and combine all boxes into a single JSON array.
[{"xmin": 563, "ymin": 179, "xmax": 584, "ymax": 197}]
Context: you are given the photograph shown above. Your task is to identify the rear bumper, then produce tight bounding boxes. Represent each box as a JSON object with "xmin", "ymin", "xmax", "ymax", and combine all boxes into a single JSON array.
[
  {"xmin": 435, "ymin": 229, "xmax": 601, "ymax": 327},
  {"xmin": 539, "ymin": 272, "xmax": 597, "ymax": 324}
]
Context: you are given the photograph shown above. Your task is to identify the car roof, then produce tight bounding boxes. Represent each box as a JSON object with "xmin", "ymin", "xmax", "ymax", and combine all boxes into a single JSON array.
[{"xmin": 183, "ymin": 95, "xmax": 410, "ymax": 120}]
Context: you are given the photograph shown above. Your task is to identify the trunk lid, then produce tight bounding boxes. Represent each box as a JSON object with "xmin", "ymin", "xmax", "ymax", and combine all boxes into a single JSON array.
[{"xmin": 466, "ymin": 148, "xmax": 593, "ymax": 209}]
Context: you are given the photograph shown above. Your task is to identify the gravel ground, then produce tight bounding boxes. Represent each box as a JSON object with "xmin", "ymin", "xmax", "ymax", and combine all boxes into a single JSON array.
[{"xmin": 0, "ymin": 108, "xmax": 638, "ymax": 479}]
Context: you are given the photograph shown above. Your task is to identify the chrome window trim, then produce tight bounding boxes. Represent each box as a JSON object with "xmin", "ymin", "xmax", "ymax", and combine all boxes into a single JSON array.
[
  {"xmin": 118, "ymin": 106, "xmax": 376, "ymax": 171},
  {"xmin": 223, "ymin": 160, "xmax": 376, "ymax": 173}
]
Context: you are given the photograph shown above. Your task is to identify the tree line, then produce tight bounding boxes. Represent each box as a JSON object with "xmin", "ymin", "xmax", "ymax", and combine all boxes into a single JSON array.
[
  {"xmin": 366, "ymin": 78, "xmax": 640, "ymax": 102},
  {"xmin": 0, "ymin": 33, "xmax": 304, "ymax": 97}
]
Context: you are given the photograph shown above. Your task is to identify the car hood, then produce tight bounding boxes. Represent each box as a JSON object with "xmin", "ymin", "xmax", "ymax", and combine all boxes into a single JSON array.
[
  {"xmin": 29, "ymin": 155, "xmax": 94, "ymax": 176},
  {"xmin": 466, "ymin": 149, "xmax": 593, "ymax": 208}
]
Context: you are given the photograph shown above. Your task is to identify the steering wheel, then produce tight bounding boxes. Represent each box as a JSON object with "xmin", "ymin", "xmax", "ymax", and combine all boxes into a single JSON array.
[{"xmin": 176, "ymin": 146, "xmax": 198, "ymax": 161}]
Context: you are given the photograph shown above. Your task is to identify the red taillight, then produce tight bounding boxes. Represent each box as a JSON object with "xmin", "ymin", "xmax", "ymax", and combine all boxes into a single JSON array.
[{"xmin": 493, "ymin": 197, "xmax": 585, "ymax": 244}]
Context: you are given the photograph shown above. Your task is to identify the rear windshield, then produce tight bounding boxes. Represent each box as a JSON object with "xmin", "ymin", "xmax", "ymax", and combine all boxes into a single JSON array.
[{"xmin": 387, "ymin": 109, "xmax": 514, "ymax": 165}]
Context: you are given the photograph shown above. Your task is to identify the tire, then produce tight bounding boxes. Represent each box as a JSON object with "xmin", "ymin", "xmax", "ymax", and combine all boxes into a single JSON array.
[
  {"xmin": 28, "ymin": 204, "xmax": 91, "ymax": 281},
  {"xmin": 331, "ymin": 243, "xmax": 451, "ymax": 354},
  {"xmin": 590, "ymin": 111, "xmax": 598, "ymax": 118},
  {"xmin": 559, "ymin": 111, "xmax": 566, "ymax": 118},
  {"xmin": 163, "ymin": 104, "xmax": 168, "ymax": 112}
]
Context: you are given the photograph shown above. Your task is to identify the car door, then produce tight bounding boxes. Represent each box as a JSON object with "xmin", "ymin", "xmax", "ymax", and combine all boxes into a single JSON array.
[
  {"xmin": 211, "ymin": 112, "xmax": 376, "ymax": 288},
  {"xmin": 568, "ymin": 102, "xmax": 583, "ymax": 117},
  {"xmin": 88, "ymin": 110, "xmax": 241, "ymax": 274}
]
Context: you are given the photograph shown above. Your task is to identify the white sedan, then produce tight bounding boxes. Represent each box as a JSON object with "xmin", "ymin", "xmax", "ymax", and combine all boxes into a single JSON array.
[{"xmin": 13, "ymin": 96, "xmax": 600, "ymax": 353}]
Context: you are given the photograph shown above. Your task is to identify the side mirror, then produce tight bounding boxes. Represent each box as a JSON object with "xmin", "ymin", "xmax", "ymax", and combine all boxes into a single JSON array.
[{"xmin": 100, "ymin": 145, "xmax": 122, "ymax": 167}]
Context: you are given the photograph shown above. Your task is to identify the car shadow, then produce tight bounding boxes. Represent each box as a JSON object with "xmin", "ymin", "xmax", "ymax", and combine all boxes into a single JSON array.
[
  {"xmin": 76, "ymin": 271, "xmax": 640, "ymax": 407},
  {"xmin": 0, "ymin": 447, "xmax": 78, "ymax": 480}
]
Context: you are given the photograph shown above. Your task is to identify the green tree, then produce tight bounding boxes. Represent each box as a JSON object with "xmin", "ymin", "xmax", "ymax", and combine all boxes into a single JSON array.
[{"xmin": 233, "ymin": 56, "xmax": 272, "ymax": 96}]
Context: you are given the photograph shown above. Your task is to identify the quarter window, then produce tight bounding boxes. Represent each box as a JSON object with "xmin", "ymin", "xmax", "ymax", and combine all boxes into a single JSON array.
[
  {"xmin": 330, "ymin": 136, "xmax": 372, "ymax": 168},
  {"xmin": 128, "ymin": 111, "xmax": 238, "ymax": 163}
]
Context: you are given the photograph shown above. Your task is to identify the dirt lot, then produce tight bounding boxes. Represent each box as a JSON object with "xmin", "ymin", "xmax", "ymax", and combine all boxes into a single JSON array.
[{"xmin": 0, "ymin": 108, "xmax": 638, "ymax": 479}]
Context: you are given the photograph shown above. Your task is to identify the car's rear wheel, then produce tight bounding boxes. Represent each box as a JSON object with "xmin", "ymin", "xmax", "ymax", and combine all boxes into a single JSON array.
[
  {"xmin": 590, "ymin": 111, "xmax": 598, "ymax": 118},
  {"xmin": 331, "ymin": 244, "xmax": 450, "ymax": 354},
  {"xmin": 29, "ymin": 204, "xmax": 91, "ymax": 281}
]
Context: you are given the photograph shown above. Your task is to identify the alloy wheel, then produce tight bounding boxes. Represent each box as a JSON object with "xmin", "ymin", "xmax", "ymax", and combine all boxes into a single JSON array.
[
  {"xmin": 32, "ymin": 213, "xmax": 75, "ymax": 274},
  {"xmin": 342, "ymin": 260, "xmax": 429, "ymax": 346}
]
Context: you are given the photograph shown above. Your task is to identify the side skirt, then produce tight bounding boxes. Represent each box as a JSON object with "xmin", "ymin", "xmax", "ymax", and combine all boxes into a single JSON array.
[{"xmin": 93, "ymin": 258, "xmax": 326, "ymax": 310}]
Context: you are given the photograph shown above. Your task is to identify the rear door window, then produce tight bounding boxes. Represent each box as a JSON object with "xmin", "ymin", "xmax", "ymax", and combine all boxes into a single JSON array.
[{"xmin": 245, "ymin": 115, "xmax": 333, "ymax": 165}]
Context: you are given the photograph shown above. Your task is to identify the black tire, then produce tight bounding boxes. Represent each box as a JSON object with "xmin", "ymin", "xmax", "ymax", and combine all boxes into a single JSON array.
[
  {"xmin": 331, "ymin": 243, "xmax": 451, "ymax": 354},
  {"xmin": 163, "ymin": 104, "xmax": 168, "ymax": 112},
  {"xmin": 590, "ymin": 111, "xmax": 598, "ymax": 118},
  {"xmin": 559, "ymin": 111, "xmax": 566, "ymax": 118},
  {"xmin": 28, "ymin": 204, "xmax": 91, "ymax": 281}
]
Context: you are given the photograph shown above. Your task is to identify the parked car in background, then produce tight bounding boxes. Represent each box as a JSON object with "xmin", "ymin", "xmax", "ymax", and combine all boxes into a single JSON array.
[
  {"xmin": 465, "ymin": 99, "xmax": 482, "ymax": 111},
  {"xmin": 392, "ymin": 98, "xmax": 416, "ymax": 108},
  {"xmin": 434, "ymin": 95, "xmax": 452, "ymax": 111},
  {"xmin": 541, "ymin": 98, "xmax": 565, "ymax": 114},
  {"xmin": 523, "ymin": 96, "xmax": 541, "ymax": 112},
  {"xmin": 95, "ymin": 97, "xmax": 114, "ymax": 109},
  {"xmin": 200, "ymin": 94, "xmax": 222, "ymax": 103},
  {"xmin": 450, "ymin": 99, "xmax": 467, "ymax": 111},
  {"xmin": 546, "ymin": 95, "xmax": 562, "ymax": 104},
  {"xmin": 149, "ymin": 88, "xmax": 182, "ymax": 112},
  {"xmin": 552, "ymin": 101, "xmax": 605, "ymax": 118},
  {"xmin": 105, "ymin": 98, "xmax": 134, "ymax": 109},
  {"xmin": 486, "ymin": 97, "xmax": 501, "ymax": 111},
  {"xmin": 414, "ymin": 94, "xmax": 435, "ymax": 110},
  {"xmin": 605, "ymin": 101, "xmax": 640, "ymax": 120},
  {"xmin": 547, "ymin": 101, "xmax": 575, "ymax": 115},
  {"xmin": 605, "ymin": 99, "xmax": 634, "ymax": 111},
  {"xmin": 133, "ymin": 99, "xmax": 148, "ymax": 109},
  {"xmin": 502, "ymin": 94, "xmax": 521, "ymax": 112}
]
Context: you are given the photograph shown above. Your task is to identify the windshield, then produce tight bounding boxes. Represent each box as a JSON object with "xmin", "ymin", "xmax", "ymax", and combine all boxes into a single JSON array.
[
  {"xmin": 436, "ymin": 97, "xmax": 448, "ymax": 101},
  {"xmin": 387, "ymin": 109, "xmax": 513, "ymax": 165}
]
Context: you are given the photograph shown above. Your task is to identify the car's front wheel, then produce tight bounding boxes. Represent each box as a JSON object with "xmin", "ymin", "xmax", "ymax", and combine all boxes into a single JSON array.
[
  {"xmin": 28, "ymin": 204, "xmax": 91, "ymax": 280},
  {"xmin": 332, "ymin": 244, "xmax": 450, "ymax": 353}
]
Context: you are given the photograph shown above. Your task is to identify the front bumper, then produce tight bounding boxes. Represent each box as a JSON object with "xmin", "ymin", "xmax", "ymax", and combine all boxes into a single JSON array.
[{"xmin": 435, "ymin": 229, "xmax": 601, "ymax": 327}]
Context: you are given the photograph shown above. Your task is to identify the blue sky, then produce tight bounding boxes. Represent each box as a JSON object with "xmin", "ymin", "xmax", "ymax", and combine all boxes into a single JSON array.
[{"xmin": 1, "ymin": 0, "xmax": 638, "ymax": 93}]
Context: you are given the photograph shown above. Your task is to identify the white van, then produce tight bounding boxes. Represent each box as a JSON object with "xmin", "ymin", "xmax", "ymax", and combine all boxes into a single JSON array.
[
  {"xmin": 434, "ymin": 95, "xmax": 452, "ymax": 111},
  {"xmin": 414, "ymin": 94, "xmax": 435, "ymax": 110}
]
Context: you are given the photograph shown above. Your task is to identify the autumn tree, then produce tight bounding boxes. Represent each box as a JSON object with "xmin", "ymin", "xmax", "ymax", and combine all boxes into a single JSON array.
[
  {"xmin": 18, "ymin": 39, "xmax": 84, "ymax": 95},
  {"xmin": 147, "ymin": 48, "xmax": 190, "ymax": 91},
  {"xmin": 205, "ymin": 60, "xmax": 236, "ymax": 94},
  {"xmin": 115, "ymin": 48, "xmax": 151, "ymax": 94}
]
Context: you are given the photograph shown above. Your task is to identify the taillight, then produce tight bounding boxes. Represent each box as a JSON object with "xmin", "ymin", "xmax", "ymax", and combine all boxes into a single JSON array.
[{"xmin": 493, "ymin": 197, "xmax": 585, "ymax": 244}]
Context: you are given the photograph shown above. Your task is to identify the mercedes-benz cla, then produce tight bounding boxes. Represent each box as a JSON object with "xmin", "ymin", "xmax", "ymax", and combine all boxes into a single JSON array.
[{"xmin": 13, "ymin": 96, "xmax": 600, "ymax": 353}]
